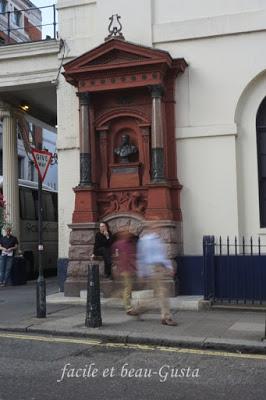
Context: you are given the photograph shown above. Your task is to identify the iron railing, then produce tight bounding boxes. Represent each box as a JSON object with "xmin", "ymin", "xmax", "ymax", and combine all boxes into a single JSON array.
[
  {"xmin": 0, "ymin": 4, "xmax": 57, "ymax": 45},
  {"xmin": 216, "ymin": 235, "xmax": 264, "ymax": 256},
  {"xmin": 203, "ymin": 235, "xmax": 266, "ymax": 305}
]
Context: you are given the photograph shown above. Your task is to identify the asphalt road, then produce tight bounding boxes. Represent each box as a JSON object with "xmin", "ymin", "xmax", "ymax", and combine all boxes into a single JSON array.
[{"xmin": 0, "ymin": 332, "xmax": 265, "ymax": 400}]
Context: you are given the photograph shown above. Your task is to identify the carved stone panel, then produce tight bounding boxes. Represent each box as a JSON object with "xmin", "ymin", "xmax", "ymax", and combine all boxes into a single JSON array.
[{"xmin": 97, "ymin": 189, "xmax": 147, "ymax": 219}]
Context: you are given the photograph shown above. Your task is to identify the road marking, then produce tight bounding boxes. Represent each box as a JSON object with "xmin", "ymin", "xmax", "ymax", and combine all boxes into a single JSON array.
[
  {"xmin": 0, "ymin": 331, "xmax": 266, "ymax": 361},
  {"xmin": 0, "ymin": 332, "xmax": 101, "ymax": 346}
]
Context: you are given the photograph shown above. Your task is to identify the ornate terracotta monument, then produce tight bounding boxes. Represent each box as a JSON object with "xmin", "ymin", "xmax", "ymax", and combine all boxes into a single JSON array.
[{"xmin": 63, "ymin": 18, "xmax": 187, "ymax": 296}]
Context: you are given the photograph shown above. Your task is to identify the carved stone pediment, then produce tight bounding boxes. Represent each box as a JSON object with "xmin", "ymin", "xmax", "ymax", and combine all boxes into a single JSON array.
[
  {"xmin": 63, "ymin": 38, "xmax": 188, "ymax": 92},
  {"xmin": 87, "ymin": 49, "xmax": 149, "ymax": 66}
]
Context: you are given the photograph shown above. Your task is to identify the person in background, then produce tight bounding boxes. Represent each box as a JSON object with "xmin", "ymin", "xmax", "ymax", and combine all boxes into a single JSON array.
[
  {"xmin": 136, "ymin": 222, "xmax": 177, "ymax": 326},
  {"xmin": 112, "ymin": 228, "xmax": 138, "ymax": 316},
  {"xmin": 0, "ymin": 226, "xmax": 18, "ymax": 287},
  {"xmin": 92, "ymin": 222, "xmax": 113, "ymax": 279}
]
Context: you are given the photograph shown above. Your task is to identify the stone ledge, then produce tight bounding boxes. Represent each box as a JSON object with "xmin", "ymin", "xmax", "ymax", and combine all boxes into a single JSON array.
[{"xmin": 47, "ymin": 292, "xmax": 204, "ymax": 311}]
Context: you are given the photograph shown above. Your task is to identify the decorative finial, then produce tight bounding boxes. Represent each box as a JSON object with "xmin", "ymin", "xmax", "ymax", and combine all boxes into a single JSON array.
[{"xmin": 105, "ymin": 14, "xmax": 125, "ymax": 41}]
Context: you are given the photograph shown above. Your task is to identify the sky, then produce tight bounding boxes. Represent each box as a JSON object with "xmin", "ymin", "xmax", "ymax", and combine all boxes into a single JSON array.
[{"xmin": 31, "ymin": 0, "xmax": 58, "ymax": 39}]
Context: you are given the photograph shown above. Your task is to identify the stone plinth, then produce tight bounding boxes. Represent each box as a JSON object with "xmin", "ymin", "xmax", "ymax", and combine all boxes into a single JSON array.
[{"xmin": 64, "ymin": 222, "xmax": 97, "ymax": 296}]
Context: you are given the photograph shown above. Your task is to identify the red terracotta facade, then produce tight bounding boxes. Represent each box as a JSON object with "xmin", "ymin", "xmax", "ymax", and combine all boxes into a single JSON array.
[{"xmin": 63, "ymin": 38, "xmax": 187, "ymax": 224}]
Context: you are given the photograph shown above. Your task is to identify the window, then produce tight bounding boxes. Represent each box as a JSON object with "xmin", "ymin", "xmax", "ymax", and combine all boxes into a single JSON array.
[
  {"xmin": 28, "ymin": 160, "xmax": 35, "ymax": 181},
  {"xmin": 43, "ymin": 192, "xmax": 56, "ymax": 221},
  {"xmin": 19, "ymin": 188, "xmax": 37, "ymax": 220},
  {"xmin": 28, "ymin": 123, "xmax": 34, "ymax": 144},
  {"xmin": 256, "ymin": 97, "xmax": 266, "ymax": 227},
  {"xmin": 0, "ymin": 0, "xmax": 7, "ymax": 14},
  {"xmin": 18, "ymin": 156, "xmax": 24, "ymax": 179},
  {"xmin": 12, "ymin": 8, "xmax": 22, "ymax": 26}
]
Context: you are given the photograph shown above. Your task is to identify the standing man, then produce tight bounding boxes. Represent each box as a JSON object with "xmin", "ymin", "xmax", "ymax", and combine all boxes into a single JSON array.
[{"xmin": 0, "ymin": 226, "xmax": 18, "ymax": 287}]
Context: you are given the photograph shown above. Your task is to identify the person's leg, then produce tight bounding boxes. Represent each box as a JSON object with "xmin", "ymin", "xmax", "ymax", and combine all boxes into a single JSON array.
[
  {"xmin": 122, "ymin": 272, "xmax": 133, "ymax": 312},
  {"xmin": 95, "ymin": 247, "xmax": 112, "ymax": 277},
  {"xmin": 0, "ymin": 256, "xmax": 7, "ymax": 285},
  {"xmin": 3, "ymin": 256, "xmax": 13, "ymax": 285},
  {"xmin": 134, "ymin": 273, "xmax": 153, "ymax": 316},
  {"xmin": 153, "ymin": 266, "xmax": 176, "ymax": 325}
]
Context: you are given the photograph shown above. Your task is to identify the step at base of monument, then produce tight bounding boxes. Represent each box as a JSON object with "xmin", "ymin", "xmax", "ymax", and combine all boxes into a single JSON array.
[
  {"xmin": 100, "ymin": 278, "xmax": 175, "ymax": 297},
  {"xmin": 64, "ymin": 278, "xmax": 175, "ymax": 297}
]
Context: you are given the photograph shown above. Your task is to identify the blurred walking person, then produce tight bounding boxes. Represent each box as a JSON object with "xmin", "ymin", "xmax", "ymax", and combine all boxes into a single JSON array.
[
  {"xmin": 112, "ymin": 228, "xmax": 138, "ymax": 316},
  {"xmin": 136, "ymin": 222, "xmax": 177, "ymax": 326}
]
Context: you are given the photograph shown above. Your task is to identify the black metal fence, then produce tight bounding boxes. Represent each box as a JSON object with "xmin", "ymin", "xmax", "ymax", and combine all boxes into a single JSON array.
[
  {"xmin": 0, "ymin": 4, "xmax": 57, "ymax": 45},
  {"xmin": 216, "ymin": 235, "xmax": 264, "ymax": 256},
  {"xmin": 203, "ymin": 235, "xmax": 266, "ymax": 305}
]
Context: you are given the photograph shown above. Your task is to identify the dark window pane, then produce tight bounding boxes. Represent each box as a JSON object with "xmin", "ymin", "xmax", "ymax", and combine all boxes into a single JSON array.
[
  {"xmin": 259, "ymin": 155, "xmax": 266, "ymax": 178},
  {"xmin": 43, "ymin": 192, "xmax": 56, "ymax": 221},
  {"xmin": 256, "ymin": 99, "xmax": 266, "ymax": 227},
  {"xmin": 19, "ymin": 188, "xmax": 36, "ymax": 220}
]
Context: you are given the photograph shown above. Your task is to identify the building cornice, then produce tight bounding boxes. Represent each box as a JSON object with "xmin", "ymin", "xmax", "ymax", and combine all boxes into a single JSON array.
[
  {"xmin": 0, "ymin": 40, "xmax": 60, "ymax": 60},
  {"xmin": 56, "ymin": 0, "xmax": 96, "ymax": 11}
]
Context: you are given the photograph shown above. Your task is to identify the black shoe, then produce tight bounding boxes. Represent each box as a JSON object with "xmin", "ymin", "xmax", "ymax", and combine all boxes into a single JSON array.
[
  {"xmin": 126, "ymin": 308, "xmax": 139, "ymax": 316},
  {"xmin": 161, "ymin": 318, "xmax": 177, "ymax": 326}
]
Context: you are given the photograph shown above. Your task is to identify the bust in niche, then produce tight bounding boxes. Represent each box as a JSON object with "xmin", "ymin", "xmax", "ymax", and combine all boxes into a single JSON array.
[{"xmin": 114, "ymin": 133, "xmax": 138, "ymax": 163}]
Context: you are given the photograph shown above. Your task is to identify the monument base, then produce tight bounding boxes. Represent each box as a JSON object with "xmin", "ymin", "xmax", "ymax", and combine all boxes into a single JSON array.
[
  {"xmin": 65, "ymin": 276, "xmax": 176, "ymax": 298},
  {"xmin": 64, "ymin": 217, "xmax": 183, "ymax": 297}
]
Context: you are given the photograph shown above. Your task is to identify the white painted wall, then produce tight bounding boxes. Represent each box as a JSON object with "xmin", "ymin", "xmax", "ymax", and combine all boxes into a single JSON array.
[
  {"xmin": 56, "ymin": 75, "xmax": 79, "ymax": 258},
  {"xmin": 177, "ymin": 135, "xmax": 239, "ymax": 254},
  {"xmin": 94, "ymin": 0, "xmax": 152, "ymax": 47},
  {"xmin": 57, "ymin": 0, "xmax": 97, "ymax": 57},
  {"xmin": 153, "ymin": 0, "xmax": 266, "ymax": 23},
  {"xmin": 163, "ymin": 32, "xmax": 266, "ymax": 130}
]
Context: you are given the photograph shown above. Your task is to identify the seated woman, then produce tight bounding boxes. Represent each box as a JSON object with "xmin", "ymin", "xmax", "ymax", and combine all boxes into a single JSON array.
[{"xmin": 93, "ymin": 222, "xmax": 113, "ymax": 279}]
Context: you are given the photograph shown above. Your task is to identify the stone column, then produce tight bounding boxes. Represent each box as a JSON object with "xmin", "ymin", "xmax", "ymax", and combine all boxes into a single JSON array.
[
  {"xmin": 78, "ymin": 92, "xmax": 91, "ymax": 186},
  {"xmin": 150, "ymin": 85, "xmax": 165, "ymax": 183},
  {"xmin": 98, "ymin": 129, "xmax": 108, "ymax": 188},
  {"xmin": 140, "ymin": 125, "xmax": 150, "ymax": 185},
  {"xmin": 0, "ymin": 103, "xmax": 20, "ymax": 241}
]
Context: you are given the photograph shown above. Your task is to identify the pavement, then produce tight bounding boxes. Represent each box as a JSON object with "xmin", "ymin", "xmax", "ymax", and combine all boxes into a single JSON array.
[{"xmin": 0, "ymin": 277, "xmax": 266, "ymax": 354}]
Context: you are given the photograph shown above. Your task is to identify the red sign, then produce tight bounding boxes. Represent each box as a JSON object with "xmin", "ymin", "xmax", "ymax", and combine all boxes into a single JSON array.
[{"xmin": 31, "ymin": 148, "xmax": 52, "ymax": 182}]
